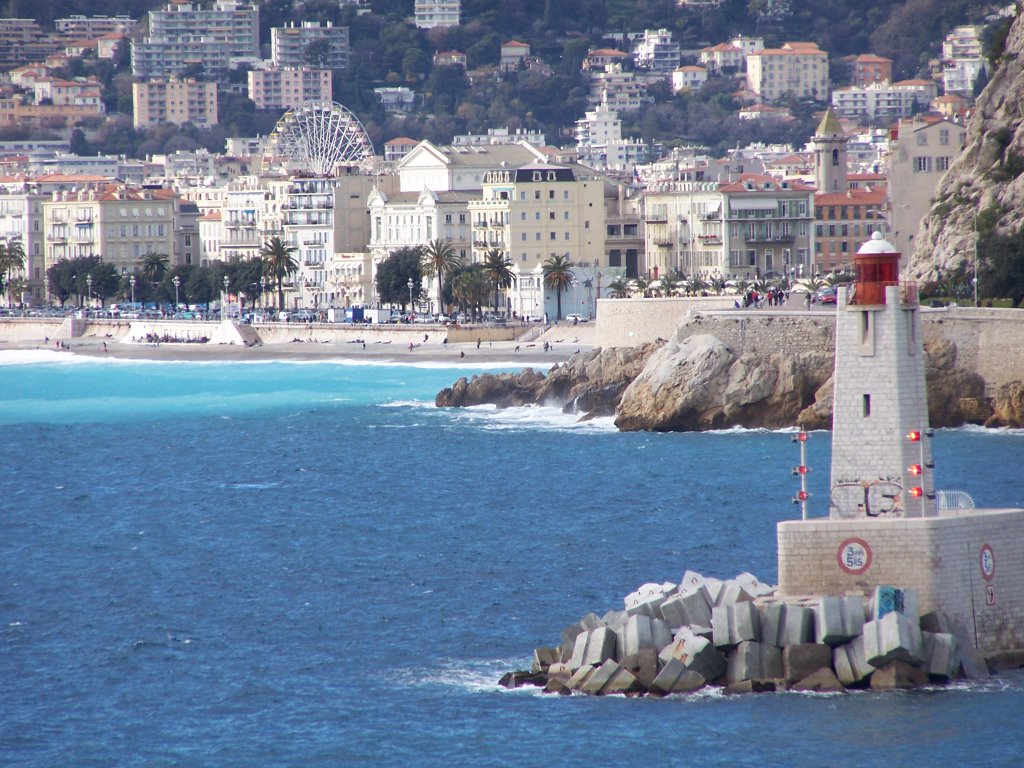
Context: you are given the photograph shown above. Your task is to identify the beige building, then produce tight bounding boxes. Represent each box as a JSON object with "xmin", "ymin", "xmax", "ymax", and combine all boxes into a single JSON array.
[
  {"xmin": 746, "ymin": 41, "xmax": 829, "ymax": 103},
  {"xmin": 42, "ymin": 185, "xmax": 187, "ymax": 275},
  {"xmin": 270, "ymin": 21, "xmax": 349, "ymax": 71},
  {"xmin": 468, "ymin": 162, "xmax": 605, "ymax": 318},
  {"xmin": 132, "ymin": 79, "xmax": 218, "ymax": 129},
  {"xmin": 247, "ymin": 67, "xmax": 332, "ymax": 111},
  {"xmin": 886, "ymin": 116, "xmax": 966, "ymax": 264},
  {"xmin": 414, "ymin": 0, "xmax": 460, "ymax": 29}
]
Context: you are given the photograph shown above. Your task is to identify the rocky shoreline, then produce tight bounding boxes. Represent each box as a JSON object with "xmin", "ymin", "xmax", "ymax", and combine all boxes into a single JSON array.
[
  {"xmin": 436, "ymin": 333, "xmax": 1024, "ymax": 430},
  {"xmin": 499, "ymin": 571, "xmax": 992, "ymax": 697}
]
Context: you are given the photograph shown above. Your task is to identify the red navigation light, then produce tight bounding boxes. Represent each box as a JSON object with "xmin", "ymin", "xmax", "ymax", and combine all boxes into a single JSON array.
[
  {"xmin": 792, "ymin": 432, "xmax": 808, "ymax": 443},
  {"xmin": 909, "ymin": 486, "xmax": 923, "ymax": 498},
  {"xmin": 907, "ymin": 430, "xmax": 921, "ymax": 442},
  {"xmin": 793, "ymin": 465, "xmax": 809, "ymax": 475},
  {"xmin": 908, "ymin": 464, "xmax": 922, "ymax": 476},
  {"xmin": 797, "ymin": 490, "xmax": 809, "ymax": 501}
]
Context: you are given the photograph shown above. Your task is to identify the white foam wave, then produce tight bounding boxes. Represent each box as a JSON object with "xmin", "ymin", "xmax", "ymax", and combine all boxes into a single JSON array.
[
  {"xmin": 0, "ymin": 349, "xmax": 99, "ymax": 366},
  {"xmin": 399, "ymin": 658, "xmax": 528, "ymax": 693},
  {"xmin": 945, "ymin": 424, "xmax": 1024, "ymax": 437},
  {"xmin": 446, "ymin": 403, "xmax": 618, "ymax": 433}
]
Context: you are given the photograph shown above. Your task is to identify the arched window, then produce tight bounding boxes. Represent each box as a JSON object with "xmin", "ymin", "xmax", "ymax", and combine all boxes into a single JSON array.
[{"xmin": 832, "ymin": 148, "xmax": 839, "ymax": 166}]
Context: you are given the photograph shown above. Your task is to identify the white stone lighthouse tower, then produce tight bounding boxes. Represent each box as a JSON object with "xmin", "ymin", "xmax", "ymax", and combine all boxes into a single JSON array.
[{"xmin": 829, "ymin": 231, "xmax": 935, "ymax": 519}]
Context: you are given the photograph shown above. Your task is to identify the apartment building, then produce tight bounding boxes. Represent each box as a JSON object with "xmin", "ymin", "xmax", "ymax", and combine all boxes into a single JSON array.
[
  {"xmin": 132, "ymin": 1, "xmax": 260, "ymax": 79},
  {"xmin": 632, "ymin": 29, "xmax": 680, "ymax": 74},
  {"xmin": 850, "ymin": 54, "xmax": 893, "ymax": 86},
  {"xmin": 0, "ymin": 179, "xmax": 46, "ymax": 304},
  {"xmin": 55, "ymin": 15, "xmax": 139, "ymax": 37},
  {"xmin": 0, "ymin": 19, "xmax": 61, "ymax": 71},
  {"xmin": 672, "ymin": 65, "xmax": 708, "ymax": 92},
  {"xmin": 588, "ymin": 64, "xmax": 652, "ymax": 112},
  {"xmin": 467, "ymin": 162, "xmax": 606, "ymax": 319},
  {"xmin": 575, "ymin": 103, "xmax": 650, "ymax": 172},
  {"xmin": 887, "ymin": 117, "xmax": 967, "ymax": 264},
  {"xmin": 746, "ymin": 41, "xmax": 829, "ymax": 102},
  {"xmin": 699, "ymin": 43, "xmax": 743, "ymax": 73},
  {"xmin": 248, "ymin": 67, "xmax": 332, "ymax": 110},
  {"xmin": 831, "ymin": 79, "xmax": 937, "ymax": 121},
  {"xmin": 414, "ymin": 0, "xmax": 460, "ymax": 29},
  {"xmin": 271, "ymin": 21, "xmax": 350, "ymax": 71},
  {"xmin": 132, "ymin": 79, "xmax": 218, "ymax": 129}
]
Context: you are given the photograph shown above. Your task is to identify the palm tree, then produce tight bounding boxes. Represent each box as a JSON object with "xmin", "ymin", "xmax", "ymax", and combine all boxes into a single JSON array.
[
  {"xmin": 137, "ymin": 251, "xmax": 170, "ymax": 291},
  {"xmin": 260, "ymin": 236, "xmax": 298, "ymax": 311},
  {"xmin": 542, "ymin": 253, "xmax": 574, "ymax": 320},
  {"xmin": 421, "ymin": 238, "xmax": 460, "ymax": 315},
  {"xmin": 482, "ymin": 247, "xmax": 515, "ymax": 314},
  {"xmin": 0, "ymin": 238, "xmax": 25, "ymax": 306},
  {"xmin": 659, "ymin": 273, "xmax": 680, "ymax": 297},
  {"xmin": 710, "ymin": 276, "xmax": 728, "ymax": 295},
  {"xmin": 685, "ymin": 276, "xmax": 709, "ymax": 296},
  {"xmin": 606, "ymin": 277, "xmax": 631, "ymax": 298},
  {"xmin": 451, "ymin": 266, "xmax": 490, "ymax": 320},
  {"xmin": 632, "ymin": 274, "xmax": 652, "ymax": 298}
]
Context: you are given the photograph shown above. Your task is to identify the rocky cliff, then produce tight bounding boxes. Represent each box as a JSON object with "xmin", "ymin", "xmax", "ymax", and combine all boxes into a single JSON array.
[
  {"xmin": 435, "ymin": 328, "xmax": 1019, "ymax": 431},
  {"xmin": 909, "ymin": 13, "xmax": 1024, "ymax": 281}
]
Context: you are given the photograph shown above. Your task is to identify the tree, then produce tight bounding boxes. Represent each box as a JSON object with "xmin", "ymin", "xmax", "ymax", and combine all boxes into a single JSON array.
[
  {"xmin": 542, "ymin": 253, "xmax": 575, "ymax": 320},
  {"xmin": 450, "ymin": 264, "xmax": 490, "ymax": 321},
  {"xmin": 979, "ymin": 229, "xmax": 1024, "ymax": 307},
  {"xmin": 0, "ymin": 238, "xmax": 26, "ymax": 306},
  {"xmin": 260, "ymin": 236, "xmax": 299, "ymax": 311},
  {"xmin": 421, "ymin": 238, "xmax": 460, "ymax": 314},
  {"xmin": 375, "ymin": 246, "xmax": 422, "ymax": 309},
  {"xmin": 88, "ymin": 261, "xmax": 119, "ymax": 304},
  {"xmin": 606, "ymin": 276, "xmax": 631, "ymax": 298},
  {"xmin": 632, "ymin": 274, "xmax": 653, "ymax": 298},
  {"xmin": 481, "ymin": 247, "xmax": 515, "ymax": 314},
  {"xmin": 137, "ymin": 251, "xmax": 170, "ymax": 294}
]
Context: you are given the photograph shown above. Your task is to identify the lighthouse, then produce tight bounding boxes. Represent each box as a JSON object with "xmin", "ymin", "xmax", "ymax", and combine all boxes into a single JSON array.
[
  {"xmin": 777, "ymin": 233, "xmax": 1024, "ymax": 652},
  {"xmin": 829, "ymin": 231, "xmax": 934, "ymax": 519}
]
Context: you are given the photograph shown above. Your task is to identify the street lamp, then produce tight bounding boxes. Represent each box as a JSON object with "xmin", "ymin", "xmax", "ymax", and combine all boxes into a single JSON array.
[
  {"xmin": 407, "ymin": 277, "xmax": 414, "ymax": 312},
  {"xmin": 223, "ymin": 275, "xmax": 229, "ymax": 319},
  {"xmin": 43, "ymin": 273, "xmax": 49, "ymax": 308},
  {"xmin": 172, "ymin": 275, "xmax": 180, "ymax": 309},
  {"xmin": 86, "ymin": 273, "xmax": 93, "ymax": 307},
  {"xmin": 129, "ymin": 274, "xmax": 136, "ymax": 307},
  {"xmin": 262, "ymin": 276, "xmax": 268, "ymax": 309}
]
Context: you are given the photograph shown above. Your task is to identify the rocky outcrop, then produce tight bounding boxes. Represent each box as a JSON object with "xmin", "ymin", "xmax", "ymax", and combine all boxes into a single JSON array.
[
  {"xmin": 614, "ymin": 334, "xmax": 832, "ymax": 432},
  {"xmin": 436, "ymin": 324, "xmax": 1008, "ymax": 431},
  {"xmin": 909, "ymin": 12, "xmax": 1024, "ymax": 281},
  {"xmin": 434, "ymin": 343, "xmax": 661, "ymax": 416}
]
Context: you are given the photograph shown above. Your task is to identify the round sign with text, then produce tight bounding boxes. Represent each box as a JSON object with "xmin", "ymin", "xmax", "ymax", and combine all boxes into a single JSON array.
[
  {"xmin": 980, "ymin": 544, "xmax": 995, "ymax": 581},
  {"xmin": 837, "ymin": 538, "xmax": 873, "ymax": 575}
]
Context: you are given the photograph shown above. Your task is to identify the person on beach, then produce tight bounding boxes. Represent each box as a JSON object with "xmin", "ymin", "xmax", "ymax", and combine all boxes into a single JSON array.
[
  {"xmin": 476, "ymin": 338, "xmax": 481, "ymax": 349},
  {"xmin": 460, "ymin": 350, "xmax": 465, "ymax": 359}
]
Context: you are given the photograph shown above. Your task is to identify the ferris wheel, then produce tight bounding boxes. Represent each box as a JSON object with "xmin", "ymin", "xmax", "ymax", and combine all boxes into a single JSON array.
[{"xmin": 265, "ymin": 101, "xmax": 375, "ymax": 175}]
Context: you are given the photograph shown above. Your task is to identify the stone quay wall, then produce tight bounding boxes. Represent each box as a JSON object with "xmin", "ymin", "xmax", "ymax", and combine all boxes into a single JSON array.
[
  {"xmin": 595, "ymin": 300, "xmax": 1024, "ymax": 393},
  {"xmin": 778, "ymin": 508, "xmax": 1024, "ymax": 653}
]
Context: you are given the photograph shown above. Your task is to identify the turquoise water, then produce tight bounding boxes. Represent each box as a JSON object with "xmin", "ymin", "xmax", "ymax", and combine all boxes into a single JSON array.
[{"xmin": 2, "ymin": 350, "xmax": 1024, "ymax": 767}]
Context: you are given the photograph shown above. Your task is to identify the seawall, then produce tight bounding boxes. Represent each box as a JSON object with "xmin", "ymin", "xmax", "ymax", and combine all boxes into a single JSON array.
[{"xmin": 595, "ymin": 300, "xmax": 1024, "ymax": 394}]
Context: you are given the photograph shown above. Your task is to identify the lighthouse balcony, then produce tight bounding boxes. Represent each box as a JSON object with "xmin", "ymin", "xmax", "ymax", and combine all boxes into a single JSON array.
[{"xmin": 847, "ymin": 280, "xmax": 918, "ymax": 307}]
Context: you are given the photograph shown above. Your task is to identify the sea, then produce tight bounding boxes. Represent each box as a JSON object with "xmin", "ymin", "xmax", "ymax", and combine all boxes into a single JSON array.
[{"xmin": 2, "ymin": 350, "xmax": 1024, "ymax": 768}]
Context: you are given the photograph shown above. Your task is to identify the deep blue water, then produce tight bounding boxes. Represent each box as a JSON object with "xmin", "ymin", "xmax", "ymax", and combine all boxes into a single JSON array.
[{"xmin": 3, "ymin": 351, "xmax": 1024, "ymax": 767}]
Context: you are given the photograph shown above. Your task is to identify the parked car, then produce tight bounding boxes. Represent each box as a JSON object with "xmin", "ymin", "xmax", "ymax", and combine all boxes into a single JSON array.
[
  {"xmin": 564, "ymin": 313, "xmax": 587, "ymax": 324},
  {"xmin": 816, "ymin": 287, "xmax": 837, "ymax": 305}
]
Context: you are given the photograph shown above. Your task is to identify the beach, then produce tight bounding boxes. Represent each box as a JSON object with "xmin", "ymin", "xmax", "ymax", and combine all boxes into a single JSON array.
[{"xmin": 0, "ymin": 320, "xmax": 597, "ymax": 366}]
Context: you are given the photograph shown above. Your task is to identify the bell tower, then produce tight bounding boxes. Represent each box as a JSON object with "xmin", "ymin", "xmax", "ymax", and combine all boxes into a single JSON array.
[
  {"xmin": 829, "ymin": 231, "xmax": 934, "ymax": 518},
  {"xmin": 813, "ymin": 107, "xmax": 848, "ymax": 193}
]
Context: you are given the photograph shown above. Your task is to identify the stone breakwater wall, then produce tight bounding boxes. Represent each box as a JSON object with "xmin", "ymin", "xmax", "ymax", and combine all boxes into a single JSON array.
[
  {"xmin": 595, "ymin": 302, "xmax": 1024, "ymax": 394},
  {"xmin": 501, "ymin": 572, "xmax": 993, "ymax": 697}
]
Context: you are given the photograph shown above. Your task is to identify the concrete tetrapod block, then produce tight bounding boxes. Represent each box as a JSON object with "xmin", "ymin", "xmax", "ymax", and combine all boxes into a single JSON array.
[
  {"xmin": 734, "ymin": 571, "xmax": 776, "ymax": 598},
  {"xmin": 560, "ymin": 612, "xmax": 604, "ymax": 659},
  {"xmin": 921, "ymin": 631, "xmax": 960, "ymax": 679},
  {"xmin": 870, "ymin": 660, "xmax": 930, "ymax": 690},
  {"xmin": 792, "ymin": 668, "xmax": 845, "ymax": 693},
  {"xmin": 783, "ymin": 643, "xmax": 834, "ymax": 684},
  {"xmin": 650, "ymin": 658, "xmax": 706, "ymax": 695},
  {"xmin": 727, "ymin": 641, "xmax": 782, "ymax": 684},
  {"xmin": 717, "ymin": 580, "xmax": 754, "ymax": 607},
  {"xmin": 816, "ymin": 596, "xmax": 866, "ymax": 645},
  {"xmin": 579, "ymin": 659, "xmax": 641, "ymax": 696},
  {"xmin": 625, "ymin": 582, "xmax": 671, "ymax": 618},
  {"xmin": 658, "ymin": 632, "xmax": 727, "ymax": 682},
  {"xmin": 659, "ymin": 584, "xmax": 713, "ymax": 629},
  {"xmin": 622, "ymin": 614, "xmax": 655, "ymax": 658},
  {"xmin": 760, "ymin": 602, "xmax": 814, "ymax": 647},
  {"xmin": 712, "ymin": 601, "xmax": 760, "ymax": 648},
  {"xmin": 863, "ymin": 611, "xmax": 924, "ymax": 668},
  {"xmin": 567, "ymin": 665, "xmax": 596, "ymax": 691},
  {"xmin": 833, "ymin": 636, "xmax": 873, "ymax": 686},
  {"xmin": 569, "ymin": 626, "xmax": 617, "ymax": 670},
  {"xmin": 870, "ymin": 586, "xmax": 920, "ymax": 623},
  {"xmin": 679, "ymin": 570, "xmax": 706, "ymax": 591},
  {"xmin": 920, "ymin": 612, "xmax": 990, "ymax": 679},
  {"xmin": 531, "ymin": 647, "xmax": 559, "ymax": 673}
]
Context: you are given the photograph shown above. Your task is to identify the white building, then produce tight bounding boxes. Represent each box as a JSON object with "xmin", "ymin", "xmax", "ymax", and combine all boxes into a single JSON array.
[
  {"xmin": 414, "ymin": 0, "xmax": 460, "ymax": 29},
  {"xmin": 0, "ymin": 179, "xmax": 46, "ymax": 304},
  {"xmin": 589, "ymin": 64, "xmax": 652, "ymax": 112},
  {"xmin": 575, "ymin": 103, "xmax": 649, "ymax": 172},
  {"xmin": 831, "ymin": 79, "xmax": 938, "ymax": 121},
  {"xmin": 131, "ymin": 1, "xmax": 260, "ymax": 79},
  {"xmin": 632, "ymin": 29, "xmax": 680, "ymax": 74},
  {"xmin": 270, "ymin": 21, "xmax": 350, "ymax": 71},
  {"xmin": 672, "ymin": 65, "xmax": 708, "ymax": 92},
  {"xmin": 374, "ymin": 86, "xmax": 416, "ymax": 114}
]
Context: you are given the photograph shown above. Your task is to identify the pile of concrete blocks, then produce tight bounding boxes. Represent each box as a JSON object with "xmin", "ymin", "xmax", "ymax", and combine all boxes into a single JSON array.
[{"xmin": 502, "ymin": 573, "xmax": 992, "ymax": 696}]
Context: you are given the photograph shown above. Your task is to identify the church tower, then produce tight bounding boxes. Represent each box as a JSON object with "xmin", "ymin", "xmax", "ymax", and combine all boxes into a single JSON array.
[
  {"xmin": 813, "ymin": 107, "xmax": 848, "ymax": 193},
  {"xmin": 829, "ymin": 232, "xmax": 934, "ymax": 518}
]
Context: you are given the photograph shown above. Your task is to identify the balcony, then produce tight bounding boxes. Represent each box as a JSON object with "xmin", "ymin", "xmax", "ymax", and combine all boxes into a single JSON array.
[
  {"xmin": 744, "ymin": 233, "xmax": 795, "ymax": 244},
  {"xmin": 697, "ymin": 234, "xmax": 723, "ymax": 245}
]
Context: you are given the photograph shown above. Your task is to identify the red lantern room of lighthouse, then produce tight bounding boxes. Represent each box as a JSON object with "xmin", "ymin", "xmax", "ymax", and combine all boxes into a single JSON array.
[{"xmin": 828, "ymin": 231, "xmax": 935, "ymax": 520}]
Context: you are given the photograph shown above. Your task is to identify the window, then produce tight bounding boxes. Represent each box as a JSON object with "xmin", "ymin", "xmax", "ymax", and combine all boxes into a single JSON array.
[
  {"xmin": 609, "ymin": 249, "xmax": 621, "ymax": 266},
  {"xmin": 535, "ymin": 191, "xmax": 540, "ymax": 200},
  {"xmin": 939, "ymin": 128, "xmax": 949, "ymax": 145},
  {"xmin": 549, "ymin": 212, "xmax": 556, "ymax": 220},
  {"xmin": 862, "ymin": 394, "xmax": 871, "ymax": 417},
  {"xmin": 914, "ymin": 157, "xmax": 932, "ymax": 172},
  {"xmin": 916, "ymin": 132, "xmax": 927, "ymax": 145},
  {"xmin": 459, "ymin": 214, "xmax": 466, "ymax": 223},
  {"xmin": 563, "ymin": 191, "xmax": 569, "ymax": 200},
  {"xmin": 937, "ymin": 156, "xmax": 950, "ymax": 171},
  {"xmin": 550, "ymin": 232, "xmax": 556, "ymax": 240},
  {"xmin": 521, "ymin": 233, "xmax": 527, "ymax": 241},
  {"xmin": 564, "ymin": 232, "xmax": 570, "ymax": 240},
  {"xmin": 521, "ymin": 212, "xmax": 527, "ymax": 221},
  {"xmin": 549, "ymin": 191, "xmax": 555, "ymax": 199}
]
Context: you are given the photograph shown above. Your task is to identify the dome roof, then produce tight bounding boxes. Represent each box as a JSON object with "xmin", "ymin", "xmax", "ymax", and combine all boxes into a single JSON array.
[{"xmin": 857, "ymin": 230, "xmax": 898, "ymax": 255}]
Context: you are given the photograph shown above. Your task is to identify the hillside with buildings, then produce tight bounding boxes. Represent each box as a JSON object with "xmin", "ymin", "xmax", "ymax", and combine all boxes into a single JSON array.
[{"xmin": 0, "ymin": 1, "xmax": 1018, "ymax": 317}]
